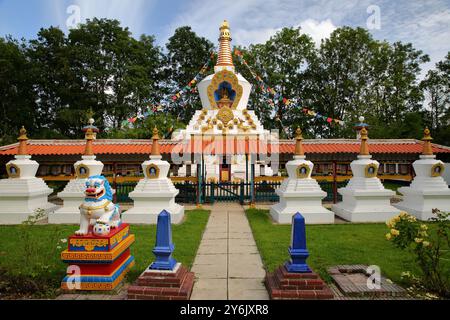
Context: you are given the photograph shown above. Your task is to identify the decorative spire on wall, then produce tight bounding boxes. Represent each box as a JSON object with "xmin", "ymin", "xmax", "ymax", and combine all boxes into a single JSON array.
[
  {"xmin": 359, "ymin": 127, "xmax": 370, "ymax": 156},
  {"xmin": 421, "ymin": 127, "xmax": 433, "ymax": 156},
  {"xmin": 151, "ymin": 127, "xmax": 161, "ymax": 156},
  {"xmin": 294, "ymin": 127, "xmax": 304, "ymax": 156},
  {"xmin": 17, "ymin": 126, "xmax": 29, "ymax": 156}
]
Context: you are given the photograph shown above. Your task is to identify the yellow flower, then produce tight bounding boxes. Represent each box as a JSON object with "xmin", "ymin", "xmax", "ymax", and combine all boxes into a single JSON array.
[
  {"xmin": 420, "ymin": 224, "xmax": 428, "ymax": 231},
  {"xmin": 423, "ymin": 241, "xmax": 430, "ymax": 247},
  {"xmin": 415, "ymin": 238, "xmax": 423, "ymax": 243},
  {"xmin": 399, "ymin": 212, "xmax": 408, "ymax": 217},
  {"xmin": 391, "ymin": 229, "xmax": 400, "ymax": 236},
  {"xmin": 386, "ymin": 233, "xmax": 392, "ymax": 240},
  {"xmin": 419, "ymin": 231, "xmax": 428, "ymax": 238}
]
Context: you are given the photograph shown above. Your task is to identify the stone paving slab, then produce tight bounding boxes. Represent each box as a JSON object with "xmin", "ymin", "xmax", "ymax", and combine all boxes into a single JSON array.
[{"xmin": 191, "ymin": 203, "xmax": 269, "ymax": 300}]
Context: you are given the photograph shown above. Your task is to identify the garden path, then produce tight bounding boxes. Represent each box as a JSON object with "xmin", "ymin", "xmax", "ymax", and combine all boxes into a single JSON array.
[{"xmin": 190, "ymin": 203, "xmax": 268, "ymax": 300}]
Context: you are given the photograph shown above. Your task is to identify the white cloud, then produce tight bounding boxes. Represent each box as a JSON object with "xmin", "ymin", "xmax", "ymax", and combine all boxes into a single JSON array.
[
  {"xmin": 298, "ymin": 19, "xmax": 337, "ymax": 45},
  {"xmin": 48, "ymin": 0, "xmax": 154, "ymax": 36}
]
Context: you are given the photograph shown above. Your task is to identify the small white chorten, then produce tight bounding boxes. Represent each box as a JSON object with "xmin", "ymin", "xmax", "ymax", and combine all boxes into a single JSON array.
[
  {"xmin": 270, "ymin": 128, "xmax": 334, "ymax": 224},
  {"xmin": 124, "ymin": 127, "xmax": 184, "ymax": 224},
  {"xmin": 0, "ymin": 127, "xmax": 57, "ymax": 224},
  {"xmin": 394, "ymin": 128, "xmax": 450, "ymax": 220},
  {"xmin": 332, "ymin": 127, "xmax": 400, "ymax": 222},
  {"xmin": 49, "ymin": 119, "xmax": 104, "ymax": 224}
]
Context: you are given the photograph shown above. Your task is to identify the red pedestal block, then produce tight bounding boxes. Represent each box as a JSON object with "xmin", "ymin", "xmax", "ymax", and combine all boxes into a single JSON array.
[
  {"xmin": 127, "ymin": 264, "xmax": 194, "ymax": 300},
  {"xmin": 60, "ymin": 224, "xmax": 135, "ymax": 291},
  {"xmin": 265, "ymin": 265, "xmax": 334, "ymax": 300}
]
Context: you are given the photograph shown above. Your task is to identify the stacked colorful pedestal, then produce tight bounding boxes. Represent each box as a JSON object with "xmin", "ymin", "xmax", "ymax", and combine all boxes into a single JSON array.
[{"xmin": 60, "ymin": 224, "xmax": 135, "ymax": 291}]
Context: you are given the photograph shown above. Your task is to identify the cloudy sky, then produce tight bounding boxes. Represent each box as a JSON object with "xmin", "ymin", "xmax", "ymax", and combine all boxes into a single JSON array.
[{"xmin": 0, "ymin": 0, "xmax": 449, "ymax": 76}]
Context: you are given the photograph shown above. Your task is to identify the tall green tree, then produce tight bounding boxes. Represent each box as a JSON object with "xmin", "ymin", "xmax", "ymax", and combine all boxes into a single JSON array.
[
  {"xmin": 0, "ymin": 37, "xmax": 37, "ymax": 144},
  {"xmin": 165, "ymin": 26, "xmax": 214, "ymax": 123},
  {"xmin": 421, "ymin": 52, "xmax": 450, "ymax": 144},
  {"xmin": 243, "ymin": 27, "xmax": 316, "ymax": 138},
  {"xmin": 68, "ymin": 18, "xmax": 164, "ymax": 133}
]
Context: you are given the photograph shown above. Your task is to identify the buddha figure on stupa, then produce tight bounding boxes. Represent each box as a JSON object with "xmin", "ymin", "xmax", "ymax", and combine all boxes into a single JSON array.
[{"xmin": 217, "ymin": 87, "xmax": 233, "ymax": 109}]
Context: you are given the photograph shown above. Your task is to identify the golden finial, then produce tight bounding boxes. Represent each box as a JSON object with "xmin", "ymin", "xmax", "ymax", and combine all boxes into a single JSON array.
[
  {"xmin": 17, "ymin": 126, "xmax": 29, "ymax": 155},
  {"xmin": 84, "ymin": 128, "xmax": 95, "ymax": 156},
  {"xmin": 359, "ymin": 127, "xmax": 370, "ymax": 156},
  {"xmin": 422, "ymin": 127, "xmax": 433, "ymax": 156},
  {"xmin": 216, "ymin": 20, "xmax": 234, "ymax": 67},
  {"xmin": 151, "ymin": 127, "xmax": 160, "ymax": 156},
  {"xmin": 295, "ymin": 127, "xmax": 304, "ymax": 156}
]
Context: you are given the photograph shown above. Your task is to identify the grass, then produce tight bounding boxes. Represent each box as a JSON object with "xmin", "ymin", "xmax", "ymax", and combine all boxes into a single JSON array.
[
  {"xmin": 382, "ymin": 180, "xmax": 410, "ymax": 194},
  {"xmin": 246, "ymin": 209, "xmax": 422, "ymax": 285},
  {"xmin": 0, "ymin": 209, "xmax": 209, "ymax": 299}
]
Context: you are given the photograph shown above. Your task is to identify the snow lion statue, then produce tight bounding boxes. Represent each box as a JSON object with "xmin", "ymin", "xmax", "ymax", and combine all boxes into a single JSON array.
[{"xmin": 76, "ymin": 175, "xmax": 121, "ymax": 236}]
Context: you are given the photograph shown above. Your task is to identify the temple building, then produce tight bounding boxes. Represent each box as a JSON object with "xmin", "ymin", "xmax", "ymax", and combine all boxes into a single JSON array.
[{"xmin": 0, "ymin": 21, "xmax": 450, "ymax": 205}]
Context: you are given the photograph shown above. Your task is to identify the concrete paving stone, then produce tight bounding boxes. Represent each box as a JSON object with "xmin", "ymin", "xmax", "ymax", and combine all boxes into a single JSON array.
[
  {"xmin": 229, "ymin": 290, "xmax": 269, "ymax": 300},
  {"xmin": 202, "ymin": 232, "xmax": 228, "ymax": 239},
  {"xmin": 228, "ymin": 231, "xmax": 254, "ymax": 239},
  {"xmin": 199, "ymin": 239, "xmax": 227, "ymax": 247},
  {"xmin": 191, "ymin": 288, "xmax": 228, "ymax": 300},
  {"xmin": 197, "ymin": 245, "xmax": 227, "ymax": 254},
  {"xmin": 228, "ymin": 243, "xmax": 259, "ymax": 254},
  {"xmin": 193, "ymin": 254, "xmax": 227, "ymax": 266},
  {"xmin": 228, "ymin": 254, "xmax": 266, "ymax": 278},
  {"xmin": 229, "ymin": 238, "xmax": 257, "ymax": 247},
  {"xmin": 192, "ymin": 263, "xmax": 227, "ymax": 278}
]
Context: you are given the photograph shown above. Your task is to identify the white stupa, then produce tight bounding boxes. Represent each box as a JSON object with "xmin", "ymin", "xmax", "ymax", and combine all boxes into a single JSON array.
[
  {"xmin": 174, "ymin": 20, "xmax": 274, "ymax": 182},
  {"xmin": 394, "ymin": 128, "xmax": 450, "ymax": 220},
  {"xmin": 270, "ymin": 128, "xmax": 334, "ymax": 224},
  {"xmin": 48, "ymin": 119, "xmax": 104, "ymax": 224},
  {"xmin": 123, "ymin": 127, "xmax": 184, "ymax": 224},
  {"xmin": 0, "ymin": 127, "xmax": 57, "ymax": 224},
  {"xmin": 332, "ymin": 127, "xmax": 400, "ymax": 222}
]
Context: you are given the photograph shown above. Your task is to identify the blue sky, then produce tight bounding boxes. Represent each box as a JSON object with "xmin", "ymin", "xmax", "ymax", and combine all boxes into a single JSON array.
[{"xmin": 1, "ymin": 0, "xmax": 449, "ymax": 77}]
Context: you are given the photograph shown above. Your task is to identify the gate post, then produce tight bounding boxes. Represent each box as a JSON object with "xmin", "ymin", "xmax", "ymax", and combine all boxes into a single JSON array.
[
  {"xmin": 210, "ymin": 182, "xmax": 215, "ymax": 204},
  {"xmin": 239, "ymin": 182, "xmax": 244, "ymax": 205}
]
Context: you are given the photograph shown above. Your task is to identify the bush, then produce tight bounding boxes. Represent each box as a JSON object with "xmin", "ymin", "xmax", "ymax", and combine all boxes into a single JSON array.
[{"xmin": 386, "ymin": 210, "xmax": 450, "ymax": 298}]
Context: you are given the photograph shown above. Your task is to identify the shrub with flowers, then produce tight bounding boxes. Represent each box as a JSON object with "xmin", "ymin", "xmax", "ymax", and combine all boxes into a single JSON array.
[{"xmin": 386, "ymin": 209, "xmax": 449, "ymax": 298}]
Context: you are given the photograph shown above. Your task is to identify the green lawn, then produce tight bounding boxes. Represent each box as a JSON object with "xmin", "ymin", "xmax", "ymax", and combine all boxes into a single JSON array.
[
  {"xmin": 0, "ymin": 209, "xmax": 209, "ymax": 299},
  {"xmin": 246, "ymin": 209, "xmax": 423, "ymax": 285}
]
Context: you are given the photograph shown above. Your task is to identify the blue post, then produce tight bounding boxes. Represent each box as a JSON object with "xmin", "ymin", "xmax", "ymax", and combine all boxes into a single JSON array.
[
  {"xmin": 285, "ymin": 213, "xmax": 311, "ymax": 273},
  {"xmin": 150, "ymin": 210, "xmax": 177, "ymax": 271}
]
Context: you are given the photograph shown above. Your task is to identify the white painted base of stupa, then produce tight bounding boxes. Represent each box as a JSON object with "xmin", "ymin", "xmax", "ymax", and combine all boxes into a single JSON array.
[
  {"xmin": 393, "ymin": 181, "xmax": 450, "ymax": 221},
  {"xmin": 49, "ymin": 156, "xmax": 105, "ymax": 224},
  {"xmin": 48, "ymin": 180, "xmax": 86, "ymax": 224},
  {"xmin": 0, "ymin": 178, "xmax": 57, "ymax": 224},
  {"xmin": 270, "ymin": 181, "xmax": 334, "ymax": 224},
  {"xmin": 332, "ymin": 188, "xmax": 400, "ymax": 222},
  {"xmin": 123, "ymin": 178, "xmax": 184, "ymax": 224}
]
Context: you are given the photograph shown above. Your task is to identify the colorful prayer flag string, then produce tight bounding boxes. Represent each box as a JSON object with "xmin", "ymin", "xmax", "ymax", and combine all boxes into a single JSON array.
[
  {"xmin": 234, "ymin": 49, "xmax": 345, "ymax": 126},
  {"xmin": 123, "ymin": 52, "xmax": 215, "ymax": 127}
]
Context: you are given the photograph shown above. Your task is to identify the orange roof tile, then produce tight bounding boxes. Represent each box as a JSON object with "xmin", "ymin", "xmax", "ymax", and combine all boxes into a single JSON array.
[{"xmin": 0, "ymin": 139, "xmax": 449, "ymax": 156}]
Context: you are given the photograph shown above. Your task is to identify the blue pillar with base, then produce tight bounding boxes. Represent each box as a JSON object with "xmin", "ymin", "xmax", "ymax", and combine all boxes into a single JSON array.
[
  {"xmin": 285, "ymin": 213, "xmax": 311, "ymax": 273},
  {"xmin": 150, "ymin": 210, "xmax": 177, "ymax": 271}
]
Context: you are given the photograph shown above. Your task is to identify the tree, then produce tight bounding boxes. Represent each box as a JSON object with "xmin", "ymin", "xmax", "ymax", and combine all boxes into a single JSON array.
[
  {"xmin": 421, "ymin": 52, "xmax": 450, "ymax": 144},
  {"xmin": 0, "ymin": 37, "xmax": 37, "ymax": 144},
  {"xmin": 27, "ymin": 27, "xmax": 75, "ymax": 137},
  {"xmin": 165, "ymin": 26, "xmax": 214, "ymax": 123},
  {"xmin": 68, "ymin": 18, "xmax": 164, "ymax": 133}
]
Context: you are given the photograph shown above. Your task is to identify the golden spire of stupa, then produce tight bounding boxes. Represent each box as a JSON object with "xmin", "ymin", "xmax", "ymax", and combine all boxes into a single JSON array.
[
  {"xmin": 216, "ymin": 20, "xmax": 234, "ymax": 67},
  {"xmin": 17, "ymin": 126, "xmax": 29, "ymax": 156},
  {"xmin": 294, "ymin": 127, "xmax": 304, "ymax": 156},
  {"xmin": 359, "ymin": 127, "xmax": 370, "ymax": 156},
  {"xmin": 422, "ymin": 127, "xmax": 433, "ymax": 156},
  {"xmin": 151, "ymin": 127, "xmax": 160, "ymax": 156},
  {"xmin": 84, "ymin": 128, "xmax": 95, "ymax": 156}
]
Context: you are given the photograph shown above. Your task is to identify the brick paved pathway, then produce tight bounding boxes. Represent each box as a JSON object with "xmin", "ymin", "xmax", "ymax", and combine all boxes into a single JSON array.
[{"xmin": 190, "ymin": 203, "xmax": 269, "ymax": 300}]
